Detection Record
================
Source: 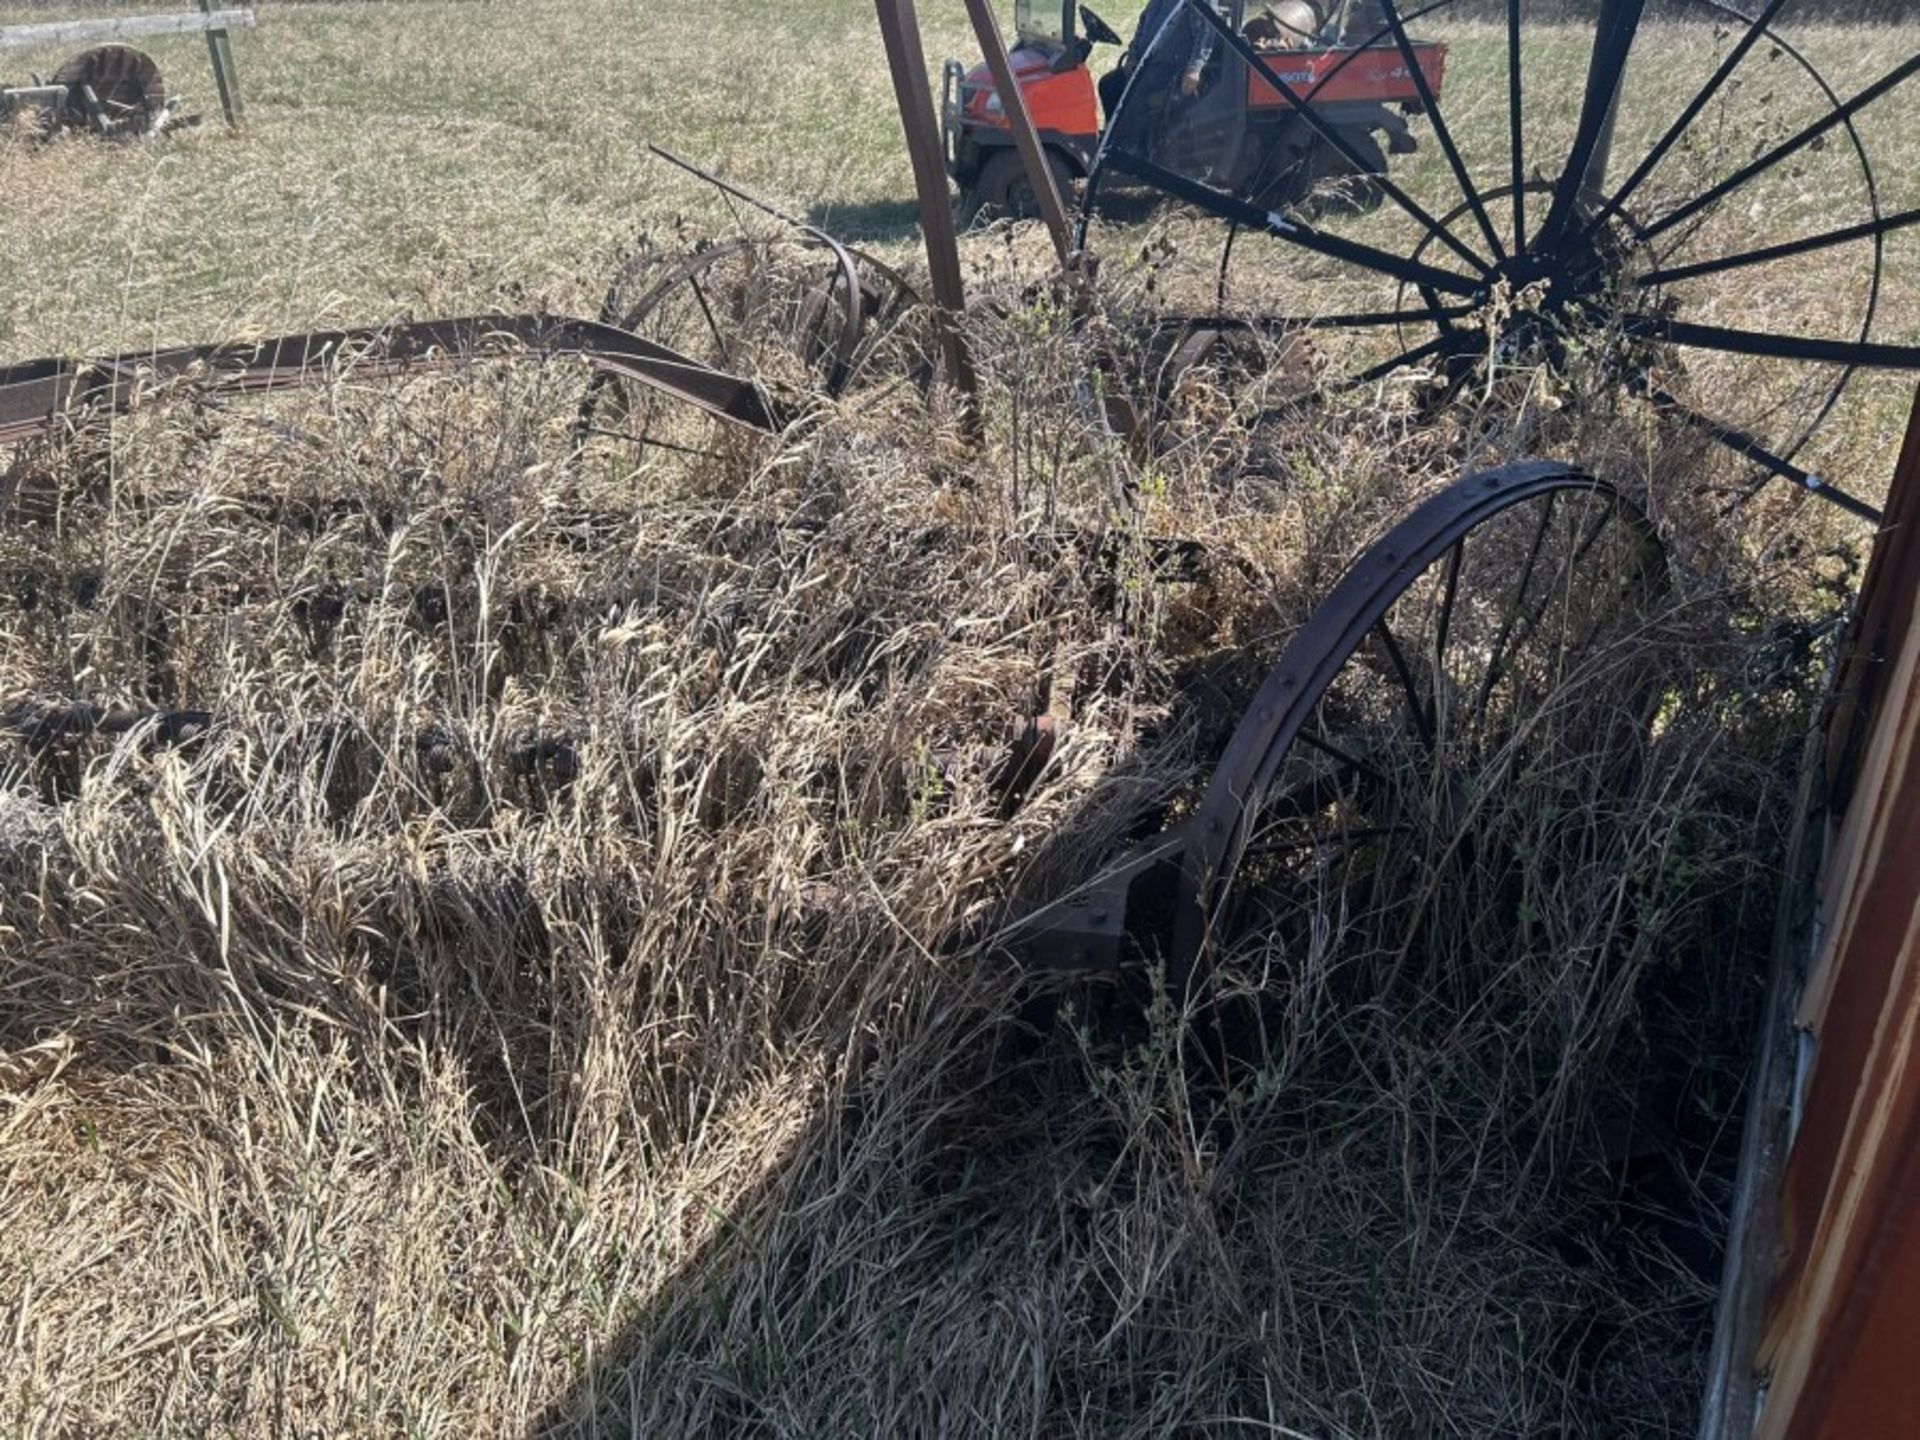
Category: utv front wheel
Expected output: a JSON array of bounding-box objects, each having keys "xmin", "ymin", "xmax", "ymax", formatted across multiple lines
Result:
[{"xmin": 968, "ymin": 148, "xmax": 1076, "ymax": 223}]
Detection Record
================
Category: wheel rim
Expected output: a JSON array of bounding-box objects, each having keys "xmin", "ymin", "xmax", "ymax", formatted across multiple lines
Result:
[
  {"xmin": 1172, "ymin": 462, "xmax": 1670, "ymax": 987},
  {"xmin": 575, "ymin": 236, "xmax": 903, "ymax": 463}
]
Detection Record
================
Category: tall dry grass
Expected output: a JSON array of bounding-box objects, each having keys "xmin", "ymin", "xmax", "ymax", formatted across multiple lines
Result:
[
  {"xmin": 0, "ymin": 244, "xmax": 1848, "ymax": 1434},
  {"xmin": 6, "ymin": 1, "xmax": 1907, "ymax": 1431}
]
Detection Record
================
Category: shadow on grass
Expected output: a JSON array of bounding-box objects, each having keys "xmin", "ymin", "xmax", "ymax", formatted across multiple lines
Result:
[
  {"xmin": 802, "ymin": 198, "xmax": 927, "ymax": 245},
  {"xmin": 516, "ymin": 730, "xmax": 1200, "ymax": 1435}
]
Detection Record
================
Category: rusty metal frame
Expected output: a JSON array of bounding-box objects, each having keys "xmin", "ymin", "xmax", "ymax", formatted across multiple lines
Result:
[{"xmin": 874, "ymin": 0, "xmax": 979, "ymax": 417}]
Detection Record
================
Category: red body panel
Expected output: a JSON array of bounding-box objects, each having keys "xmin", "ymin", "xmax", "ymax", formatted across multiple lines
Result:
[
  {"xmin": 1245, "ymin": 41, "xmax": 1447, "ymax": 107},
  {"xmin": 962, "ymin": 49, "xmax": 1098, "ymax": 140}
]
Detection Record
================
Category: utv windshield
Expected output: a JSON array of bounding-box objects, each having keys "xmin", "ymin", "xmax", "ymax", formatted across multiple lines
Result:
[{"xmin": 1013, "ymin": 0, "xmax": 1072, "ymax": 46}]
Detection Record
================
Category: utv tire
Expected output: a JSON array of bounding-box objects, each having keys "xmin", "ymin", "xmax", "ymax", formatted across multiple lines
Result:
[
  {"xmin": 968, "ymin": 148, "xmax": 1076, "ymax": 224},
  {"xmin": 1305, "ymin": 131, "xmax": 1388, "ymax": 216}
]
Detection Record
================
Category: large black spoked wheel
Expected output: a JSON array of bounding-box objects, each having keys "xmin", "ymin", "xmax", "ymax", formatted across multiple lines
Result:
[
  {"xmin": 1082, "ymin": 0, "xmax": 1920, "ymax": 519},
  {"xmin": 1170, "ymin": 463, "xmax": 1671, "ymax": 1055}
]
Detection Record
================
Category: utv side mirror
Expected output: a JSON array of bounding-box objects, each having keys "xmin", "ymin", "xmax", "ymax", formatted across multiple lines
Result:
[{"xmin": 1079, "ymin": 5, "xmax": 1123, "ymax": 45}]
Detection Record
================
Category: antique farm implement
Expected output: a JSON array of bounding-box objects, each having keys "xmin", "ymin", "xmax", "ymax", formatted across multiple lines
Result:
[
  {"xmin": 1, "ymin": 7, "xmax": 253, "ymax": 136},
  {"xmin": 5, "ymin": 0, "xmax": 1920, "ymax": 1012}
]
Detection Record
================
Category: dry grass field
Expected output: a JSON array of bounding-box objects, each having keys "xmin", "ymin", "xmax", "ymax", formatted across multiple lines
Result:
[{"xmin": 1, "ymin": 2, "xmax": 1917, "ymax": 1437}]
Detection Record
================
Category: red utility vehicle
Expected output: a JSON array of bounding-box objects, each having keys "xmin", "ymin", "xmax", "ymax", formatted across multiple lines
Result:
[{"xmin": 942, "ymin": 0, "xmax": 1446, "ymax": 217}]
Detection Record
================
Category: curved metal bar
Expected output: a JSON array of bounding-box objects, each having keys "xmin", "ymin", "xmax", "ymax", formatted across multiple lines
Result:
[
  {"xmin": 0, "ymin": 313, "xmax": 796, "ymax": 447},
  {"xmin": 1168, "ymin": 460, "xmax": 1657, "ymax": 980}
]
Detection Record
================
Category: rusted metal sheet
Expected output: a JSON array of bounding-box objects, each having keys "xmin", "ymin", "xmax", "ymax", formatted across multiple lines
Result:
[{"xmin": 0, "ymin": 313, "xmax": 793, "ymax": 446}]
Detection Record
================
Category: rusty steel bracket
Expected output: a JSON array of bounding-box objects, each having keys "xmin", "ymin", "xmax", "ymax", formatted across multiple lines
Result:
[
  {"xmin": 988, "ymin": 828, "xmax": 1188, "ymax": 972},
  {"xmin": 0, "ymin": 313, "xmax": 796, "ymax": 447}
]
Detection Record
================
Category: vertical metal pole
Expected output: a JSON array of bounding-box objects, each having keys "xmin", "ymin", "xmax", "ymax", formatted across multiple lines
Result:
[
  {"xmin": 1539, "ymin": 0, "xmax": 1642, "ymax": 243},
  {"xmin": 1581, "ymin": 89, "xmax": 1623, "ymax": 203},
  {"xmin": 1576, "ymin": 0, "xmax": 1638, "ymax": 202},
  {"xmin": 961, "ymin": 0, "xmax": 1072, "ymax": 266},
  {"xmin": 873, "ymin": 0, "xmax": 979, "ymax": 420},
  {"xmin": 198, "ymin": 0, "xmax": 244, "ymax": 128}
]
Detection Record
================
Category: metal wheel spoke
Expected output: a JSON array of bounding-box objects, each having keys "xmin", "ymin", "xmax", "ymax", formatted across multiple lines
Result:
[
  {"xmin": 1636, "ymin": 207, "xmax": 1920, "ymax": 288},
  {"xmin": 1341, "ymin": 335, "xmax": 1452, "ymax": 389},
  {"xmin": 1185, "ymin": 0, "xmax": 1492, "ymax": 277},
  {"xmin": 1506, "ymin": 0, "xmax": 1526, "ymax": 250},
  {"xmin": 1495, "ymin": 494, "xmax": 1618, "ymax": 701},
  {"xmin": 1372, "ymin": 621, "xmax": 1434, "ymax": 748},
  {"xmin": 1474, "ymin": 493, "xmax": 1556, "ymax": 729},
  {"xmin": 1381, "ymin": 0, "xmax": 1504, "ymax": 260},
  {"xmin": 686, "ymin": 273, "xmax": 732, "ymax": 368},
  {"xmin": 1272, "ymin": 304, "xmax": 1476, "ymax": 330},
  {"xmin": 1297, "ymin": 727, "xmax": 1393, "ymax": 787},
  {"xmin": 1538, "ymin": 0, "xmax": 1646, "ymax": 247},
  {"xmin": 1585, "ymin": 0, "xmax": 1792, "ymax": 236},
  {"xmin": 1624, "ymin": 316, "xmax": 1920, "ymax": 372},
  {"xmin": 1641, "ymin": 51, "xmax": 1920, "ymax": 245},
  {"xmin": 1430, "ymin": 540, "xmax": 1465, "ymax": 736},
  {"xmin": 1433, "ymin": 540, "xmax": 1464, "ymax": 663},
  {"xmin": 1105, "ymin": 149, "xmax": 1483, "ymax": 298},
  {"xmin": 1646, "ymin": 387, "xmax": 1883, "ymax": 524}
]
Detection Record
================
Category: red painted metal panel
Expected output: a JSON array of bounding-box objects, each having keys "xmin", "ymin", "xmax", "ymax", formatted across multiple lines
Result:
[{"xmin": 1246, "ymin": 41, "xmax": 1447, "ymax": 107}]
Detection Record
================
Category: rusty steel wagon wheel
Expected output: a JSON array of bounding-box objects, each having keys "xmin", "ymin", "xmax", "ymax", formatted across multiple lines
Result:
[
  {"xmin": 1169, "ymin": 462, "xmax": 1670, "ymax": 1016},
  {"xmin": 840, "ymin": 245, "xmax": 938, "ymax": 396},
  {"xmin": 574, "ymin": 239, "xmax": 823, "ymax": 464},
  {"xmin": 50, "ymin": 45, "xmax": 165, "ymax": 137},
  {"xmin": 574, "ymin": 236, "xmax": 923, "ymax": 461},
  {"xmin": 1079, "ymin": 0, "xmax": 1920, "ymax": 519}
]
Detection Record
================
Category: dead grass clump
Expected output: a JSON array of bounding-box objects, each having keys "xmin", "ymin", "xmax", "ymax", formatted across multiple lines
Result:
[{"xmin": 1, "ymin": 251, "xmax": 1833, "ymax": 1436}]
